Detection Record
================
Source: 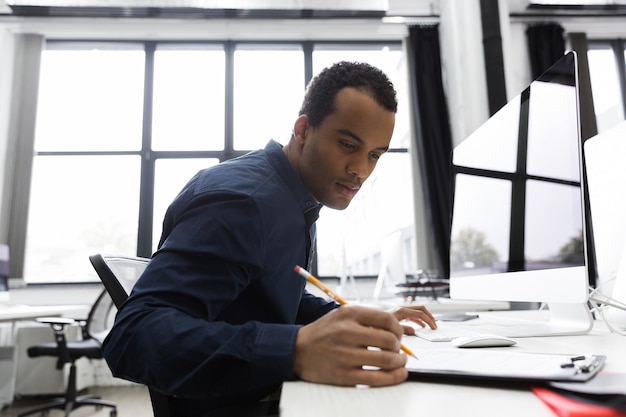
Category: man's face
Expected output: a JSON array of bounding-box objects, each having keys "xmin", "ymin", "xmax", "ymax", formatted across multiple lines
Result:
[{"xmin": 297, "ymin": 87, "xmax": 395, "ymax": 210}]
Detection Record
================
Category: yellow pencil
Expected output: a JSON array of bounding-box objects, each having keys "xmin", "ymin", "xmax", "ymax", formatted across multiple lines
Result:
[{"xmin": 294, "ymin": 265, "xmax": 418, "ymax": 360}]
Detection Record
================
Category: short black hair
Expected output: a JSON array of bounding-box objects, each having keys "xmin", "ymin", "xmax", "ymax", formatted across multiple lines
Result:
[{"xmin": 299, "ymin": 61, "xmax": 398, "ymax": 129}]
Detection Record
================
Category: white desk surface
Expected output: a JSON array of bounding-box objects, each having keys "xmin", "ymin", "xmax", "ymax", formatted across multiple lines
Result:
[
  {"xmin": 280, "ymin": 313, "xmax": 625, "ymax": 417},
  {"xmin": 357, "ymin": 297, "xmax": 511, "ymax": 314},
  {"xmin": 0, "ymin": 304, "xmax": 86, "ymax": 323}
]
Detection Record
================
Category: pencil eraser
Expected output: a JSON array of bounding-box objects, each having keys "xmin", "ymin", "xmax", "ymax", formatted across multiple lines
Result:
[{"xmin": 294, "ymin": 265, "xmax": 301, "ymax": 273}]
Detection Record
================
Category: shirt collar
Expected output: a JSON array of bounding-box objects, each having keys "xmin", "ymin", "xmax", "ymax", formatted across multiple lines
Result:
[{"xmin": 264, "ymin": 140, "xmax": 322, "ymax": 217}]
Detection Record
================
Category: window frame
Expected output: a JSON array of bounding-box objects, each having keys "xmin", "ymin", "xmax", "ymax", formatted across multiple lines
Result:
[
  {"xmin": 18, "ymin": 39, "xmax": 408, "ymax": 283},
  {"xmin": 587, "ymin": 39, "xmax": 626, "ymax": 128}
]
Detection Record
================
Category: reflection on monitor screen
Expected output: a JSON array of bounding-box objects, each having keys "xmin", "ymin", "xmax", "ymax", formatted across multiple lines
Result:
[{"xmin": 449, "ymin": 51, "xmax": 593, "ymax": 337}]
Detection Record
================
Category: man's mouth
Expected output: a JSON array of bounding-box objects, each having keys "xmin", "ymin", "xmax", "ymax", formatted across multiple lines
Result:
[{"xmin": 337, "ymin": 182, "xmax": 360, "ymax": 196}]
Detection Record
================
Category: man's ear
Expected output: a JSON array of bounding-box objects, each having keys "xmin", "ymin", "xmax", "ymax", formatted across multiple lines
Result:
[{"xmin": 293, "ymin": 115, "xmax": 309, "ymax": 144}]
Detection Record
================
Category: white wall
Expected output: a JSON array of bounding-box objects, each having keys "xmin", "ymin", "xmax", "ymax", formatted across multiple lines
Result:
[{"xmin": 0, "ymin": 27, "xmax": 15, "ymax": 244}]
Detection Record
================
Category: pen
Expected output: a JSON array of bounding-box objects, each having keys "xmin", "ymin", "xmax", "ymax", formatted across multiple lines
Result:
[{"xmin": 294, "ymin": 265, "xmax": 418, "ymax": 360}]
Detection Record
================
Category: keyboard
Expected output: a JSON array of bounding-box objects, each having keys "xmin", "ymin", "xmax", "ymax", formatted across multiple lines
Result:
[{"xmin": 414, "ymin": 323, "xmax": 487, "ymax": 342}]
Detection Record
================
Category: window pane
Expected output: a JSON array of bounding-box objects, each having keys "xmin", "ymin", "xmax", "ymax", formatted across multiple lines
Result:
[
  {"xmin": 233, "ymin": 46, "xmax": 304, "ymax": 150},
  {"xmin": 35, "ymin": 46, "xmax": 145, "ymax": 152},
  {"xmin": 588, "ymin": 47, "xmax": 625, "ymax": 133},
  {"xmin": 526, "ymin": 79, "xmax": 580, "ymax": 182},
  {"xmin": 525, "ymin": 180, "xmax": 583, "ymax": 265},
  {"xmin": 452, "ymin": 92, "xmax": 519, "ymax": 173},
  {"xmin": 25, "ymin": 156, "xmax": 140, "ymax": 283},
  {"xmin": 152, "ymin": 46, "xmax": 226, "ymax": 151},
  {"xmin": 312, "ymin": 45, "xmax": 415, "ymax": 282},
  {"xmin": 317, "ymin": 153, "xmax": 415, "ymax": 279},
  {"xmin": 450, "ymin": 175, "xmax": 511, "ymax": 273},
  {"xmin": 152, "ymin": 158, "xmax": 219, "ymax": 251}
]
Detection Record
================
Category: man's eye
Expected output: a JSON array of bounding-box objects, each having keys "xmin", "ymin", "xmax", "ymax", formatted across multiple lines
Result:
[
  {"xmin": 340, "ymin": 141, "xmax": 356, "ymax": 150},
  {"xmin": 370, "ymin": 153, "xmax": 382, "ymax": 161}
]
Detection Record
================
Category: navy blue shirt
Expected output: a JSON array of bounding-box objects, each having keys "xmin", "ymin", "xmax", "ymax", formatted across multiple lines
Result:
[{"xmin": 102, "ymin": 140, "xmax": 337, "ymax": 415}]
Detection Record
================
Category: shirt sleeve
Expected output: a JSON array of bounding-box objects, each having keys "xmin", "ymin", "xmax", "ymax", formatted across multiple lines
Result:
[
  {"xmin": 102, "ymin": 191, "xmax": 301, "ymax": 404},
  {"xmin": 296, "ymin": 290, "xmax": 339, "ymax": 324}
]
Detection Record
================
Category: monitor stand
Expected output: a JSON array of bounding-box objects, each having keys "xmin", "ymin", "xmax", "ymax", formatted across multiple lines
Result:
[
  {"xmin": 606, "ymin": 244, "xmax": 626, "ymax": 329},
  {"xmin": 480, "ymin": 302, "xmax": 594, "ymax": 337}
]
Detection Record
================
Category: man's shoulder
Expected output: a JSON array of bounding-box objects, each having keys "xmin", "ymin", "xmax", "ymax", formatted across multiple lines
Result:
[{"xmin": 196, "ymin": 150, "xmax": 276, "ymax": 190}]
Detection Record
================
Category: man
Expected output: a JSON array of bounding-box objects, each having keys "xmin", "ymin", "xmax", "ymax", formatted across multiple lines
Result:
[{"xmin": 103, "ymin": 61, "xmax": 437, "ymax": 416}]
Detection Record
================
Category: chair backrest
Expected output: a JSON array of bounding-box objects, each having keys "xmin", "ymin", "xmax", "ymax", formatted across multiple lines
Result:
[
  {"xmin": 85, "ymin": 288, "xmax": 117, "ymax": 343},
  {"xmin": 89, "ymin": 253, "xmax": 171, "ymax": 417},
  {"xmin": 89, "ymin": 254, "xmax": 149, "ymax": 308}
]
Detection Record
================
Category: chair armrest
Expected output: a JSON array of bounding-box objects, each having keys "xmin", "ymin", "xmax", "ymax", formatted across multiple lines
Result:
[
  {"xmin": 36, "ymin": 317, "xmax": 78, "ymax": 333},
  {"xmin": 35, "ymin": 317, "xmax": 77, "ymax": 326},
  {"xmin": 35, "ymin": 317, "xmax": 76, "ymax": 368}
]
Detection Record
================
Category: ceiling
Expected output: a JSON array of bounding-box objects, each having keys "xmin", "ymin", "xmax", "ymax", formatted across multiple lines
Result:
[
  {"xmin": 0, "ymin": 0, "xmax": 624, "ymax": 18},
  {"xmin": 0, "ymin": 0, "xmax": 433, "ymax": 17}
]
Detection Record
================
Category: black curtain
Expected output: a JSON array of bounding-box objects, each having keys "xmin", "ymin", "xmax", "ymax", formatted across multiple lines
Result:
[
  {"xmin": 480, "ymin": 0, "xmax": 508, "ymax": 116},
  {"xmin": 406, "ymin": 25, "xmax": 453, "ymax": 279},
  {"xmin": 526, "ymin": 23, "xmax": 566, "ymax": 79}
]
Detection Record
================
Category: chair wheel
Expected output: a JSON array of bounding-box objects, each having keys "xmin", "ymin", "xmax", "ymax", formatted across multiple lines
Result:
[{"xmin": 110, "ymin": 410, "xmax": 118, "ymax": 417}]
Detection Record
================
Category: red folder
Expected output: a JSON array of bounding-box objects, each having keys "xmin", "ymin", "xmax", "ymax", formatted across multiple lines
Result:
[{"xmin": 532, "ymin": 387, "xmax": 626, "ymax": 417}]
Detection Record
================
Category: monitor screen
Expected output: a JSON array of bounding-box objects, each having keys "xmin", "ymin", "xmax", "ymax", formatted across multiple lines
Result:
[
  {"xmin": 448, "ymin": 52, "xmax": 592, "ymax": 330},
  {"xmin": 585, "ymin": 120, "xmax": 626, "ymax": 293},
  {"xmin": 584, "ymin": 120, "xmax": 626, "ymax": 328}
]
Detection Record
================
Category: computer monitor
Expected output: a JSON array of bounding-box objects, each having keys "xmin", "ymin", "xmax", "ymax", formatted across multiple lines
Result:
[
  {"xmin": 448, "ymin": 51, "xmax": 594, "ymax": 336},
  {"xmin": 584, "ymin": 120, "xmax": 626, "ymax": 328}
]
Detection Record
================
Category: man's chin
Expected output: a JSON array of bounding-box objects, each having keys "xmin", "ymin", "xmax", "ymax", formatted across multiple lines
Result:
[{"xmin": 323, "ymin": 198, "xmax": 352, "ymax": 210}]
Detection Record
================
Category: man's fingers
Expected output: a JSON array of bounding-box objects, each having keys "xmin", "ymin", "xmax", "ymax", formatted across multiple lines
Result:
[
  {"xmin": 339, "ymin": 305, "xmax": 404, "ymax": 339},
  {"xmin": 339, "ymin": 364, "xmax": 409, "ymax": 387},
  {"xmin": 390, "ymin": 306, "xmax": 438, "ymax": 330}
]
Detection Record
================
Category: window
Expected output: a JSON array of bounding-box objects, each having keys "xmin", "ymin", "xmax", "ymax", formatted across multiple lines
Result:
[
  {"xmin": 25, "ymin": 40, "xmax": 413, "ymax": 283},
  {"xmin": 151, "ymin": 45, "xmax": 226, "ymax": 151},
  {"xmin": 587, "ymin": 40, "xmax": 626, "ymax": 133},
  {"xmin": 233, "ymin": 45, "xmax": 305, "ymax": 150},
  {"xmin": 312, "ymin": 45, "xmax": 415, "ymax": 279},
  {"xmin": 26, "ymin": 44, "xmax": 145, "ymax": 283}
]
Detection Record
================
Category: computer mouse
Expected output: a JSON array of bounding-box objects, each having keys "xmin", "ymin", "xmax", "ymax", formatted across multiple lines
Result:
[{"xmin": 451, "ymin": 335, "xmax": 517, "ymax": 348}]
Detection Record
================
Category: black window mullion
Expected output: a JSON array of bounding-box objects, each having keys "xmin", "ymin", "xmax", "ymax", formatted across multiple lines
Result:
[
  {"xmin": 224, "ymin": 41, "xmax": 235, "ymax": 161},
  {"xmin": 137, "ymin": 41, "xmax": 156, "ymax": 258},
  {"xmin": 303, "ymin": 41, "xmax": 313, "ymax": 87},
  {"xmin": 509, "ymin": 89, "xmax": 530, "ymax": 273}
]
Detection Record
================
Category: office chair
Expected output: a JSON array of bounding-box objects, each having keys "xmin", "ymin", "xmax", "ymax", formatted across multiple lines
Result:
[
  {"xmin": 88, "ymin": 253, "xmax": 172, "ymax": 417},
  {"xmin": 18, "ymin": 289, "xmax": 118, "ymax": 417}
]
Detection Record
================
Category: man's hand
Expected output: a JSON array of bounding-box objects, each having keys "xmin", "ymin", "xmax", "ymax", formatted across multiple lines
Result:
[
  {"xmin": 292, "ymin": 305, "xmax": 412, "ymax": 387},
  {"xmin": 388, "ymin": 306, "xmax": 438, "ymax": 335}
]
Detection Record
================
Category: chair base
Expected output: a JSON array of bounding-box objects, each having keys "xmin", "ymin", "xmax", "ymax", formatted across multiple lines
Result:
[{"xmin": 17, "ymin": 394, "xmax": 117, "ymax": 417}]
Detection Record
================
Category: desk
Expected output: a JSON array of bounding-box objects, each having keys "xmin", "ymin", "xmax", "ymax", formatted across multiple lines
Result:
[
  {"xmin": 0, "ymin": 304, "xmax": 86, "ymax": 323},
  {"xmin": 280, "ymin": 316, "xmax": 625, "ymax": 417},
  {"xmin": 0, "ymin": 304, "xmax": 88, "ymax": 407}
]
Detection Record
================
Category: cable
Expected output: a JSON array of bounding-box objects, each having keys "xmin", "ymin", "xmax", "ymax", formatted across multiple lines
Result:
[{"xmin": 587, "ymin": 281, "xmax": 626, "ymax": 336}]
